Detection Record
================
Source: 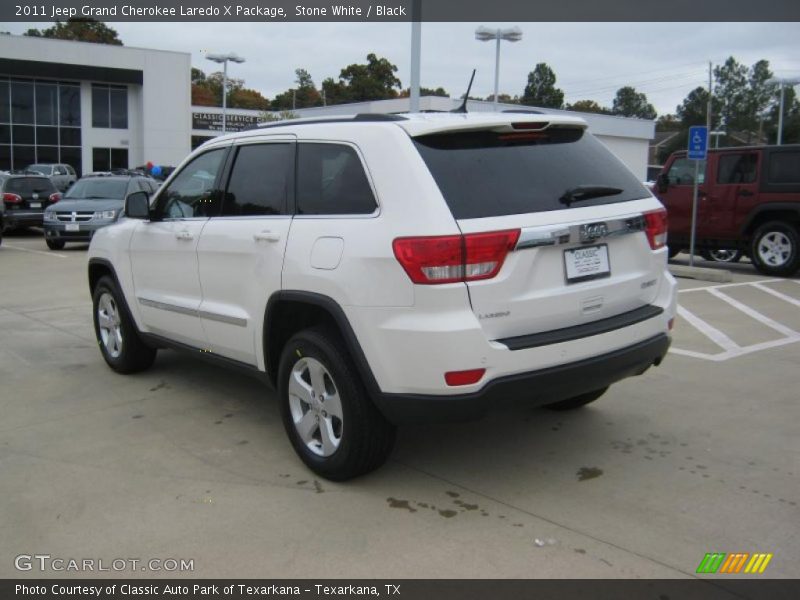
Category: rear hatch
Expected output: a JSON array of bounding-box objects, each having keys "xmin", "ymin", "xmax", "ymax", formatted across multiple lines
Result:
[
  {"xmin": 4, "ymin": 177, "xmax": 58, "ymax": 211},
  {"xmin": 411, "ymin": 123, "xmax": 665, "ymax": 342}
]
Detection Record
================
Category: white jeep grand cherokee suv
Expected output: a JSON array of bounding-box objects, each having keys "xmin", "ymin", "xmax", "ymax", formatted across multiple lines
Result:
[{"xmin": 87, "ymin": 113, "xmax": 676, "ymax": 480}]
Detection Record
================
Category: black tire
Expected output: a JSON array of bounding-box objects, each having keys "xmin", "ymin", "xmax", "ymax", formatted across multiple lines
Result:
[
  {"xmin": 46, "ymin": 238, "xmax": 65, "ymax": 250},
  {"xmin": 750, "ymin": 221, "xmax": 800, "ymax": 277},
  {"xmin": 667, "ymin": 246, "xmax": 681, "ymax": 259},
  {"xmin": 278, "ymin": 327, "xmax": 396, "ymax": 481},
  {"xmin": 92, "ymin": 275, "xmax": 157, "ymax": 374},
  {"xmin": 701, "ymin": 248, "xmax": 742, "ymax": 263},
  {"xmin": 544, "ymin": 387, "xmax": 609, "ymax": 411}
]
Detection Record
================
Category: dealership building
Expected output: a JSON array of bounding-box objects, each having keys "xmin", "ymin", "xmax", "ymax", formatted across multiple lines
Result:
[{"xmin": 1, "ymin": 34, "xmax": 655, "ymax": 179}]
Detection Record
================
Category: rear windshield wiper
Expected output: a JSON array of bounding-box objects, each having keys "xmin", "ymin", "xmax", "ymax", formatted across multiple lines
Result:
[{"xmin": 559, "ymin": 185, "xmax": 623, "ymax": 207}]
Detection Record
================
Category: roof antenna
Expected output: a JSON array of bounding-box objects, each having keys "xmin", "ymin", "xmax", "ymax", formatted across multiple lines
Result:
[{"xmin": 451, "ymin": 69, "xmax": 476, "ymax": 113}]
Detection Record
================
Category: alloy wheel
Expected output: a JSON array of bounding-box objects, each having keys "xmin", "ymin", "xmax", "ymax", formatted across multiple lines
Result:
[
  {"xmin": 287, "ymin": 357, "xmax": 343, "ymax": 457},
  {"xmin": 757, "ymin": 231, "xmax": 792, "ymax": 267},
  {"xmin": 97, "ymin": 292, "xmax": 123, "ymax": 358}
]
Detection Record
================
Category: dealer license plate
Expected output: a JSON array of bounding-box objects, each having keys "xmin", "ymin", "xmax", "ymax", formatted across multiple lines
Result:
[
  {"xmin": 66, "ymin": 224, "xmax": 80, "ymax": 232},
  {"xmin": 30, "ymin": 202, "xmax": 41, "ymax": 208},
  {"xmin": 564, "ymin": 244, "xmax": 610, "ymax": 283}
]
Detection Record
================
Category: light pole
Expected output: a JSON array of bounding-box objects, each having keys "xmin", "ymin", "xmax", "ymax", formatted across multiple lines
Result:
[
  {"xmin": 475, "ymin": 26, "xmax": 522, "ymax": 112},
  {"xmin": 206, "ymin": 52, "xmax": 246, "ymax": 134},
  {"xmin": 767, "ymin": 76, "xmax": 800, "ymax": 145}
]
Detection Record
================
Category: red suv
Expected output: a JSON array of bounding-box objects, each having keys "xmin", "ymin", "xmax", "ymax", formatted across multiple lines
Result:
[{"xmin": 654, "ymin": 145, "xmax": 800, "ymax": 276}]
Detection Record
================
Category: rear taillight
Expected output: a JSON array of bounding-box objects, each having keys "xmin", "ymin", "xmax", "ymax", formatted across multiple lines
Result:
[
  {"xmin": 3, "ymin": 193, "xmax": 22, "ymax": 204},
  {"xmin": 445, "ymin": 369, "xmax": 486, "ymax": 386},
  {"xmin": 49, "ymin": 192, "xmax": 62, "ymax": 203},
  {"xmin": 393, "ymin": 229, "xmax": 520, "ymax": 285},
  {"xmin": 644, "ymin": 208, "xmax": 668, "ymax": 250}
]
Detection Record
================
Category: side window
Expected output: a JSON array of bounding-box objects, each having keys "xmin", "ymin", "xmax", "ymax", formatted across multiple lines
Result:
[
  {"xmin": 666, "ymin": 157, "xmax": 706, "ymax": 186},
  {"xmin": 66, "ymin": 165, "xmax": 76, "ymax": 176},
  {"xmin": 296, "ymin": 143, "xmax": 377, "ymax": 215},
  {"xmin": 222, "ymin": 143, "xmax": 293, "ymax": 216},
  {"xmin": 54, "ymin": 166, "xmax": 67, "ymax": 175},
  {"xmin": 717, "ymin": 153, "xmax": 758, "ymax": 184},
  {"xmin": 767, "ymin": 151, "xmax": 800, "ymax": 184},
  {"xmin": 156, "ymin": 148, "xmax": 226, "ymax": 219}
]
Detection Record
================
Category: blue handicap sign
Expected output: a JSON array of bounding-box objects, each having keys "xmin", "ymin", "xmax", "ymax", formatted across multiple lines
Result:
[{"xmin": 688, "ymin": 126, "xmax": 708, "ymax": 160}]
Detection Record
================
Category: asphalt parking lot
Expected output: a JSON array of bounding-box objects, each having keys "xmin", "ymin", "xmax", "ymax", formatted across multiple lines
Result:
[{"xmin": 1, "ymin": 230, "xmax": 798, "ymax": 580}]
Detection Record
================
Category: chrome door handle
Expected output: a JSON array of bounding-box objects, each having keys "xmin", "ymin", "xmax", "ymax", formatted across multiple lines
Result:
[
  {"xmin": 254, "ymin": 231, "xmax": 281, "ymax": 243},
  {"xmin": 175, "ymin": 230, "xmax": 194, "ymax": 241}
]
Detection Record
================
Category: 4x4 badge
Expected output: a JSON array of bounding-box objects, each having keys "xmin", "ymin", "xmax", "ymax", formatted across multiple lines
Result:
[{"xmin": 580, "ymin": 222, "xmax": 609, "ymax": 242}]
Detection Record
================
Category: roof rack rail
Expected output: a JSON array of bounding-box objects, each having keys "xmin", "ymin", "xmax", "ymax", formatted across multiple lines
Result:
[{"xmin": 255, "ymin": 113, "xmax": 407, "ymax": 130}]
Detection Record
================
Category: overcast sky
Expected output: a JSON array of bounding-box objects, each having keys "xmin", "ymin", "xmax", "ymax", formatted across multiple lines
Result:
[{"xmin": 7, "ymin": 21, "xmax": 800, "ymax": 115}]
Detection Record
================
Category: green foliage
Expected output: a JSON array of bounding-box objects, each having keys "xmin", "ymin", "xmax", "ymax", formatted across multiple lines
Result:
[
  {"xmin": 24, "ymin": 18, "xmax": 122, "ymax": 45},
  {"xmin": 272, "ymin": 69, "xmax": 323, "ymax": 111},
  {"xmin": 521, "ymin": 63, "xmax": 564, "ymax": 109},
  {"xmin": 612, "ymin": 86, "xmax": 657, "ymax": 119},
  {"xmin": 566, "ymin": 99, "xmax": 610, "ymax": 114},
  {"xmin": 191, "ymin": 68, "xmax": 269, "ymax": 110},
  {"xmin": 322, "ymin": 53, "xmax": 402, "ymax": 105}
]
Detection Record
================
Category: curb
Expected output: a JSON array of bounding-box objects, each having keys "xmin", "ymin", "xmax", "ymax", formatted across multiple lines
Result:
[{"xmin": 669, "ymin": 264, "xmax": 733, "ymax": 283}]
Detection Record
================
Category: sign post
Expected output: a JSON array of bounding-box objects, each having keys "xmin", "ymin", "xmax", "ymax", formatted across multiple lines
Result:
[{"xmin": 687, "ymin": 126, "xmax": 708, "ymax": 267}]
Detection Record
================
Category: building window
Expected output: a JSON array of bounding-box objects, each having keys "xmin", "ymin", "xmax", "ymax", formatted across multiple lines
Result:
[
  {"xmin": 92, "ymin": 84, "xmax": 128, "ymax": 129},
  {"xmin": 93, "ymin": 147, "xmax": 129, "ymax": 172},
  {"xmin": 0, "ymin": 77, "xmax": 82, "ymax": 173}
]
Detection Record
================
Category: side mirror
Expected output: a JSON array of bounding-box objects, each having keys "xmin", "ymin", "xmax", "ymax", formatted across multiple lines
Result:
[
  {"xmin": 125, "ymin": 191, "xmax": 150, "ymax": 220},
  {"xmin": 656, "ymin": 173, "xmax": 669, "ymax": 194}
]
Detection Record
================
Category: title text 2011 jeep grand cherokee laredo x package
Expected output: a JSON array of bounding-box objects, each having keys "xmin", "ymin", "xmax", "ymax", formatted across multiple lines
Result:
[{"xmin": 87, "ymin": 113, "xmax": 677, "ymax": 480}]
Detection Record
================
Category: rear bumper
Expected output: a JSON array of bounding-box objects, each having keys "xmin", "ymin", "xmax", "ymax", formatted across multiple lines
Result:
[
  {"xmin": 5, "ymin": 211, "xmax": 44, "ymax": 228},
  {"xmin": 372, "ymin": 333, "xmax": 670, "ymax": 424}
]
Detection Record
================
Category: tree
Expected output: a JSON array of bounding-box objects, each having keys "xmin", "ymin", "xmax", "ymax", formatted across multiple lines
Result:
[
  {"xmin": 676, "ymin": 87, "xmax": 722, "ymax": 129},
  {"xmin": 612, "ymin": 86, "xmax": 657, "ymax": 119},
  {"xmin": 322, "ymin": 53, "xmax": 402, "ymax": 105},
  {"xmin": 229, "ymin": 88, "xmax": 270, "ymax": 111},
  {"xmin": 521, "ymin": 63, "xmax": 564, "ymax": 109},
  {"xmin": 191, "ymin": 67, "xmax": 270, "ymax": 110},
  {"xmin": 765, "ymin": 85, "xmax": 800, "ymax": 144},
  {"xmin": 485, "ymin": 93, "xmax": 518, "ymax": 103},
  {"xmin": 272, "ymin": 68, "xmax": 322, "ymax": 110},
  {"xmin": 566, "ymin": 99, "xmax": 610, "ymax": 114},
  {"xmin": 24, "ymin": 18, "xmax": 122, "ymax": 45},
  {"xmin": 713, "ymin": 56, "xmax": 749, "ymax": 132},
  {"xmin": 655, "ymin": 114, "xmax": 682, "ymax": 131},
  {"xmin": 191, "ymin": 68, "xmax": 206, "ymax": 85},
  {"xmin": 400, "ymin": 86, "xmax": 449, "ymax": 98}
]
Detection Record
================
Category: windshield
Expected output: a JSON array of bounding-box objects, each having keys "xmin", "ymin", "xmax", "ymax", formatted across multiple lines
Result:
[
  {"xmin": 28, "ymin": 165, "xmax": 53, "ymax": 175},
  {"xmin": 413, "ymin": 127, "xmax": 647, "ymax": 219},
  {"xmin": 65, "ymin": 178, "xmax": 128, "ymax": 200}
]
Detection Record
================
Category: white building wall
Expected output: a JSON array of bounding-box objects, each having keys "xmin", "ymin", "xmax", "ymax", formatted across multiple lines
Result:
[{"xmin": 0, "ymin": 35, "xmax": 191, "ymax": 173}]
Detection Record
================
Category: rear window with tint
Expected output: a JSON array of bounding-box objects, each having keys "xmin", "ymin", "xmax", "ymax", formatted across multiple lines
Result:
[
  {"xmin": 413, "ymin": 128, "xmax": 647, "ymax": 219},
  {"xmin": 6, "ymin": 177, "xmax": 56, "ymax": 195}
]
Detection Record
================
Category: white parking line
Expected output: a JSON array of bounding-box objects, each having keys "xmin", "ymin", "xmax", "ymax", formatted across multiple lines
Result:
[
  {"xmin": 670, "ymin": 279, "xmax": 800, "ymax": 362},
  {"xmin": 706, "ymin": 287, "xmax": 799, "ymax": 337},
  {"xmin": 2, "ymin": 244, "xmax": 67, "ymax": 258},
  {"xmin": 752, "ymin": 283, "xmax": 800, "ymax": 308},
  {"xmin": 678, "ymin": 279, "xmax": 782, "ymax": 293},
  {"xmin": 675, "ymin": 305, "xmax": 739, "ymax": 352}
]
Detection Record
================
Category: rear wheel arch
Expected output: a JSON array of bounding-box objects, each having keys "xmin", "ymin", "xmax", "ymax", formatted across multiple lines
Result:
[
  {"xmin": 263, "ymin": 292, "xmax": 381, "ymax": 396},
  {"xmin": 742, "ymin": 205, "xmax": 800, "ymax": 238}
]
